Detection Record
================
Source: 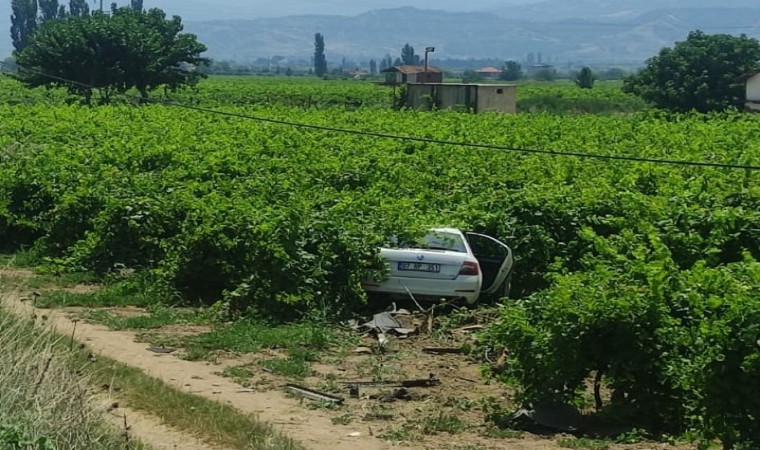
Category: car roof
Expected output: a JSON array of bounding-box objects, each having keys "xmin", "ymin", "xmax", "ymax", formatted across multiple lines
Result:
[{"xmin": 430, "ymin": 227, "xmax": 463, "ymax": 235}]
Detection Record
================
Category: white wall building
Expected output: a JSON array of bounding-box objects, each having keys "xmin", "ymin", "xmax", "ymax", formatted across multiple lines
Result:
[{"xmin": 745, "ymin": 72, "xmax": 760, "ymax": 112}]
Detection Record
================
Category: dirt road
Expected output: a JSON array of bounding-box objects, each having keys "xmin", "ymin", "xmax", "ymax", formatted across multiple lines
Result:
[
  {"xmin": 1, "ymin": 269, "xmax": 694, "ymax": 450},
  {"xmin": 0, "ymin": 270, "xmax": 391, "ymax": 450}
]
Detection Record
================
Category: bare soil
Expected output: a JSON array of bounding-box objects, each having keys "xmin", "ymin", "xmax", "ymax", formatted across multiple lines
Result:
[{"xmin": 0, "ymin": 268, "xmax": 696, "ymax": 450}]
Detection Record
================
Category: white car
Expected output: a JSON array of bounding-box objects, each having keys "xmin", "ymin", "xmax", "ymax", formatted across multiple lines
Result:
[{"xmin": 362, "ymin": 228, "xmax": 514, "ymax": 304}]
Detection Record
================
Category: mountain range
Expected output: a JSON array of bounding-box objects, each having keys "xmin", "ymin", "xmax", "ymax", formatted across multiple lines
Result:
[
  {"xmin": 186, "ymin": 5, "xmax": 760, "ymax": 65},
  {"xmin": 2, "ymin": 0, "xmax": 760, "ymax": 66}
]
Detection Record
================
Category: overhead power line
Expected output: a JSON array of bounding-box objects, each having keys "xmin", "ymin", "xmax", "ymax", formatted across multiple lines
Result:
[{"xmin": 1, "ymin": 60, "xmax": 759, "ymax": 172}]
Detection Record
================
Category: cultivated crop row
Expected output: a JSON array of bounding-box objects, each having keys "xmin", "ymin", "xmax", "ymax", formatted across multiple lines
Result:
[{"xmin": 1, "ymin": 78, "xmax": 758, "ymax": 446}]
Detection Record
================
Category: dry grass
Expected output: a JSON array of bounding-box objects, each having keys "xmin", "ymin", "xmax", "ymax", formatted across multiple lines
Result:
[
  {"xmin": 0, "ymin": 308, "xmax": 148, "ymax": 449},
  {"xmin": 0, "ymin": 264, "xmax": 304, "ymax": 450}
]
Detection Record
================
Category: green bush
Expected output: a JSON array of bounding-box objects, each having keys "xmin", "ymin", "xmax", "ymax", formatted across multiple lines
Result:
[{"xmin": 482, "ymin": 229, "xmax": 760, "ymax": 446}]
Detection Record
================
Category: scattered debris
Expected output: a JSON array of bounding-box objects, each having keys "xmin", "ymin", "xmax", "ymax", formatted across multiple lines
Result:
[
  {"xmin": 454, "ymin": 376, "xmax": 478, "ymax": 384},
  {"xmin": 509, "ymin": 403, "xmax": 581, "ymax": 432},
  {"xmin": 352, "ymin": 346, "xmax": 373, "ymax": 355},
  {"xmin": 346, "ymin": 431, "xmax": 362, "ymax": 437},
  {"xmin": 284, "ymin": 384, "xmax": 345, "ymax": 404},
  {"xmin": 452, "ymin": 325, "xmax": 484, "ymax": 334},
  {"xmin": 370, "ymin": 388, "xmax": 413, "ymax": 403},
  {"xmin": 354, "ymin": 308, "xmax": 420, "ymax": 338},
  {"xmin": 146, "ymin": 345, "xmax": 177, "ymax": 354},
  {"xmin": 377, "ymin": 332, "xmax": 389, "ymax": 350},
  {"xmin": 340, "ymin": 373, "xmax": 440, "ymax": 388},
  {"xmin": 362, "ymin": 311, "xmax": 403, "ymax": 334},
  {"xmin": 422, "ymin": 347, "xmax": 464, "ymax": 355}
]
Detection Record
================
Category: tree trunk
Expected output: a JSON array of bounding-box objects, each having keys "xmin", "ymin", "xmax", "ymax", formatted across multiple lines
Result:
[
  {"xmin": 594, "ymin": 368, "xmax": 605, "ymax": 412},
  {"xmin": 138, "ymin": 86, "xmax": 148, "ymax": 104}
]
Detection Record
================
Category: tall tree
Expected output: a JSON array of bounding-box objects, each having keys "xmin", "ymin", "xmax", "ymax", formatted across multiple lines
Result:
[
  {"xmin": 15, "ymin": 6, "xmax": 209, "ymax": 103},
  {"xmin": 68, "ymin": 0, "xmax": 88, "ymax": 16},
  {"xmin": 10, "ymin": 0, "xmax": 38, "ymax": 51},
  {"xmin": 38, "ymin": 0, "xmax": 60, "ymax": 22},
  {"xmin": 379, "ymin": 54, "xmax": 392, "ymax": 71},
  {"xmin": 130, "ymin": 0, "xmax": 142, "ymax": 12},
  {"xmin": 575, "ymin": 66, "xmax": 595, "ymax": 89},
  {"xmin": 313, "ymin": 32, "xmax": 327, "ymax": 77},
  {"xmin": 623, "ymin": 30, "xmax": 760, "ymax": 112},
  {"xmin": 500, "ymin": 60, "xmax": 523, "ymax": 81},
  {"xmin": 369, "ymin": 59, "xmax": 377, "ymax": 75},
  {"xmin": 400, "ymin": 43, "xmax": 418, "ymax": 65}
]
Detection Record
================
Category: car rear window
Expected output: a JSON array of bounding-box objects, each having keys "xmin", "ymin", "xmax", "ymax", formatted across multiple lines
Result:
[{"xmin": 421, "ymin": 231, "xmax": 467, "ymax": 253}]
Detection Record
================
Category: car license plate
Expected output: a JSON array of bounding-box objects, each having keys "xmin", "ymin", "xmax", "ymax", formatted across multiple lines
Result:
[{"xmin": 398, "ymin": 262, "xmax": 441, "ymax": 273}]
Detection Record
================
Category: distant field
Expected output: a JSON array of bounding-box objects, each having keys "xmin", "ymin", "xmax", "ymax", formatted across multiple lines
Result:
[{"xmin": 0, "ymin": 75, "xmax": 647, "ymax": 113}]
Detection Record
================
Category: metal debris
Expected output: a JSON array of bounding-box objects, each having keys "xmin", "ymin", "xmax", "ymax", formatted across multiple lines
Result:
[
  {"xmin": 509, "ymin": 403, "xmax": 581, "ymax": 432},
  {"xmin": 354, "ymin": 307, "xmax": 420, "ymax": 337},
  {"xmin": 284, "ymin": 384, "xmax": 345, "ymax": 404},
  {"xmin": 340, "ymin": 373, "xmax": 440, "ymax": 388},
  {"xmin": 146, "ymin": 346, "xmax": 177, "ymax": 354},
  {"xmin": 422, "ymin": 347, "xmax": 464, "ymax": 355}
]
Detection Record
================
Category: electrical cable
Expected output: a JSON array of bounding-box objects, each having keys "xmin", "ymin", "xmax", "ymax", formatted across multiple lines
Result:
[{"xmin": 2, "ymin": 60, "xmax": 759, "ymax": 171}]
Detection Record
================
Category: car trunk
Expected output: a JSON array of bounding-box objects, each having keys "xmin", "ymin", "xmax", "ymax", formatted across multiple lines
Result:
[{"xmin": 379, "ymin": 248, "xmax": 464, "ymax": 280}]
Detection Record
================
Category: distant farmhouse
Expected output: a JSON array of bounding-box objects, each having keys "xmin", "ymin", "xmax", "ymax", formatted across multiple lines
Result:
[
  {"xmin": 745, "ymin": 71, "xmax": 760, "ymax": 112},
  {"xmin": 382, "ymin": 65, "xmax": 443, "ymax": 84},
  {"xmin": 528, "ymin": 63, "xmax": 553, "ymax": 76},
  {"xmin": 382, "ymin": 64, "xmax": 516, "ymax": 114},
  {"xmin": 405, "ymin": 83, "xmax": 516, "ymax": 114},
  {"xmin": 476, "ymin": 66, "xmax": 503, "ymax": 79}
]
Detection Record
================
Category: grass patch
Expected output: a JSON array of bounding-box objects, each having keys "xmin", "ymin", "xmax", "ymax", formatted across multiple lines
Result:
[
  {"xmin": 35, "ymin": 288, "xmax": 152, "ymax": 308},
  {"xmin": 83, "ymin": 306, "xmax": 199, "ymax": 330},
  {"xmin": 0, "ymin": 254, "xmax": 16, "ymax": 266},
  {"xmin": 381, "ymin": 423, "xmax": 422, "ymax": 442},
  {"xmin": 0, "ymin": 249, "xmax": 41, "ymax": 267},
  {"xmin": 364, "ymin": 404, "xmax": 395, "ymax": 421},
  {"xmin": 262, "ymin": 347, "xmax": 318, "ymax": 379},
  {"xmin": 482, "ymin": 427, "xmax": 523, "ymax": 439},
  {"xmin": 220, "ymin": 365, "xmax": 255, "ymax": 379},
  {"xmin": 331, "ymin": 414, "xmax": 353, "ymax": 425},
  {"xmin": 263, "ymin": 357, "xmax": 313, "ymax": 379},
  {"xmin": 180, "ymin": 346, "xmax": 214, "ymax": 362},
  {"xmin": 183, "ymin": 319, "xmax": 333, "ymax": 354},
  {"xmin": 23, "ymin": 272, "xmax": 100, "ymax": 289},
  {"xmin": 421, "ymin": 413, "xmax": 469, "ymax": 435},
  {"xmin": 82, "ymin": 352, "xmax": 304, "ymax": 450},
  {"xmin": 558, "ymin": 437, "xmax": 611, "ymax": 449}
]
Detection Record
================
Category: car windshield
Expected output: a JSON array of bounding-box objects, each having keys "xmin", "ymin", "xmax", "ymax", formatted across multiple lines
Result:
[{"xmin": 419, "ymin": 231, "xmax": 467, "ymax": 253}]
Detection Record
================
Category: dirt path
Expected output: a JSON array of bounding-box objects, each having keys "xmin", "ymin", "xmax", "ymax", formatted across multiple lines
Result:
[
  {"xmin": 0, "ymin": 269, "xmax": 694, "ymax": 450},
  {"xmin": 0, "ymin": 270, "xmax": 390, "ymax": 450},
  {"xmin": 104, "ymin": 404, "xmax": 222, "ymax": 450},
  {"xmin": 0, "ymin": 273, "xmax": 225, "ymax": 450}
]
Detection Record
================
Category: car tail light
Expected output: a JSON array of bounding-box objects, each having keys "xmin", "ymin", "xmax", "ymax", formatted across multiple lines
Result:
[{"xmin": 459, "ymin": 261, "xmax": 479, "ymax": 276}]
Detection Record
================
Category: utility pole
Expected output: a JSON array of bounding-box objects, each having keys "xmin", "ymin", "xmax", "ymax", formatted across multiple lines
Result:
[{"xmin": 424, "ymin": 47, "xmax": 435, "ymax": 83}]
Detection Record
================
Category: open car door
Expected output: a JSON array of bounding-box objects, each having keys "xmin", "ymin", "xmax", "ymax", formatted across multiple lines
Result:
[{"xmin": 465, "ymin": 232, "xmax": 514, "ymax": 297}]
